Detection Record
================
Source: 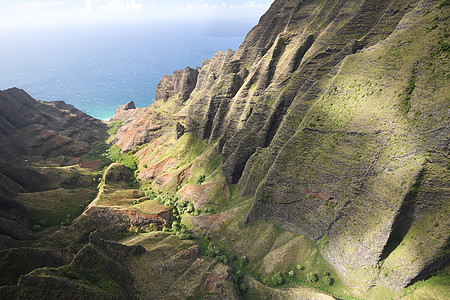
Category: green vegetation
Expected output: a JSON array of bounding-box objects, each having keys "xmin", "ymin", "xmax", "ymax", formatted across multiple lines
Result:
[
  {"xmin": 402, "ymin": 74, "xmax": 416, "ymax": 115},
  {"xmin": 106, "ymin": 120, "xmax": 123, "ymax": 143},
  {"xmin": 15, "ymin": 188, "xmax": 97, "ymax": 227},
  {"xmin": 239, "ymin": 255, "xmax": 249, "ymax": 267},
  {"xmin": 105, "ymin": 145, "xmax": 138, "ymax": 171},
  {"xmin": 307, "ymin": 272, "xmax": 318, "ymax": 283},
  {"xmin": 197, "ymin": 174, "xmax": 206, "ymax": 184},
  {"xmin": 84, "ymin": 272, "xmax": 123, "ymax": 293},
  {"xmin": 437, "ymin": 0, "xmax": 450, "ymax": 9},
  {"xmin": 322, "ymin": 274, "xmax": 332, "ymax": 285},
  {"xmin": 317, "ymin": 235, "xmax": 329, "ymax": 249},
  {"xmin": 60, "ymin": 265, "xmax": 80, "ymax": 280}
]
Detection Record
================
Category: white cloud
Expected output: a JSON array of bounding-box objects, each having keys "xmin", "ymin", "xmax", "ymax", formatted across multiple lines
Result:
[
  {"xmin": 83, "ymin": 0, "xmax": 93, "ymax": 13},
  {"xmin": 13, "ymin": 1, "xmax": 65, "ymax": 10},
  {"xmin": 100, "ymin": 0, "xmax": 143, "ymax": 12},
  {"xmin": 83, "ymin": 0, "xmax": 143, "ymax": 13},
  {"xmin": 172, "ymin": 1, "xmax": 270, "ymax": 13}
]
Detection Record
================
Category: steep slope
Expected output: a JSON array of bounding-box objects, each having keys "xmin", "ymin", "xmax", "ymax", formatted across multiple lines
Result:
[
  {"xmin": 0, "ymin": 88, "xmax": 106, "ymax": 160},
  {"xmin": 0, "ymin": 88, "xmax": 107, "ymax": 246},
  {"xmin": 110, "ymin": 0, "xmax": 449, "ymax": 294}
]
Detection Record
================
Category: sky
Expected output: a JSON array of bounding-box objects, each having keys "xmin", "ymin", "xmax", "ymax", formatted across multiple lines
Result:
[{"xmin": 0, "ymin": 0, "xmax": 274, "ymax": 28}]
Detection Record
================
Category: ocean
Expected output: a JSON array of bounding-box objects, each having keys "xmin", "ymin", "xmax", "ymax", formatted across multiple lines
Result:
[{"xmin": 0, "ymin": 19, "xmax": 254, "ymax": 120}]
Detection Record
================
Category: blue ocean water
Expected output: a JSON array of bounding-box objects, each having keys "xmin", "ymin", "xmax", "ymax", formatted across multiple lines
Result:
[{"xmin": 0, "ymin": 20, "xmax": 253, "ymax": 119}]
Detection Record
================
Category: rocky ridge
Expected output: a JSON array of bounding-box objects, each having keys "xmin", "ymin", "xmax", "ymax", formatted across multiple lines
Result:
[
  {"xmin": 0, "ymin": 88, "xmax": 107, "ymax": 247},
  {"xmin": 111, "ymin": 0, "xmax": 450, "ymax": 293}
]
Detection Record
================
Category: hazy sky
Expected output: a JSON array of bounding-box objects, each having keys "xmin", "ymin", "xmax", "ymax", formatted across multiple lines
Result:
[{"xmin": 0, "ymin": 0, "xmax": 273, "ymax": 28}]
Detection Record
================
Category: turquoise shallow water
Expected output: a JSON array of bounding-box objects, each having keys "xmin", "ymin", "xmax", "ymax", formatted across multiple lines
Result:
[{"xmin": 0, "ymin": 20, "xmax": 252, "ymax": 119}]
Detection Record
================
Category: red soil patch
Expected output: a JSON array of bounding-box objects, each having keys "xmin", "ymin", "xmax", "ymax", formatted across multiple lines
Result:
[
  {"xmin": 79, "ymin": 160, "xmax": 103, "ymax": 170},
  {"xmin": 177, "ymin": 164, "xmax": 192, "ymax": 185},
  {"xmin": 179, "ymin": 182, "xmax": 214, "ymax": 208},
  {"xmin": 205, "ymin": 271, "xmax": 221, "ymax": 292},
  {"xmin": 138, "ymin": 157, "xmax": 174, "ymax": 181},
  {"xmin": 173, "ymin": 245, "xmax": 201, "ymax": 261},
  {"xmin": 222, "ymin": 185, "xmax": 230, "ymax": 200},
  {"xmin": 85, "ymin": 206, "xmax": 172, "ymax": 227},
  {"xmin": 188, "ymin": 209, "xmax": 238, "ymax": 236},
  {"xmin": 114, "ymin": 113, "xmax": 163, "ymax": 152},
  {"xmin": 302, "ymin": 189, "xmax": 337, "ymax": 203},
  {"xmin": 154, "ymin": 174, "xmax": 171, "ymax": 189}
]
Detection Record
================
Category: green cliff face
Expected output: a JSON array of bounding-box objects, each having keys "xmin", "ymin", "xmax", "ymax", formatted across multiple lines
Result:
[{"xmin": 110, "ymin": 0, "xmax": 449, "ymax": 294}]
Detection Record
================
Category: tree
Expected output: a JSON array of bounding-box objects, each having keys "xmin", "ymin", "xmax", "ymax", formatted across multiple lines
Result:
[
  {"xmin": 239, "ymin": 256, "xmax": 249, "ymax": 267},
  {"xmin": 307, "ymin": 272, "xmax": 318, "ymax": 282}
]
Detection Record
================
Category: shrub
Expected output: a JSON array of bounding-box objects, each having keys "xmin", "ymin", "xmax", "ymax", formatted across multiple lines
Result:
[
  {"xmin": 322, "ymin": 275, "xmax": 332, "ymax": 285},
  {"xmin": 317, "ymin": 235, "xmax": 329, "ymax": 249},
  {"xmin": 60, "ymin": 265, "xmax": 80, "ymax": 280},
  {"xmin": 171, "ymin": 221, "xmax": 180, "ymax": 231},
  {"xmin": 296, "ymin": 264, "xmax": 304, "ymax": 270},
  {"xmin": 105, "ymin": 145, "xmax": 138, "ymax": 171},
  {"xmin": 239, "ymin": 283, "xmax": 248, "ymax": 293},
  {"xmin": 203, "ymin": 206, "xmax": 214, "ymax": 214},
  {"xmin": 271, "ymin": 272, "xmax": 283, "ymax": 286},
  {"xmin": 234, "ymin": 270, "xmax": 243, "ymax": 281},
  {"xmin": 307, "ymin": 272, "xmax": 318, "ymax": 282},
  {"xmin": 288, "ymin": 270, "xmax": 295, "ymax": 277},
  {"xmin": 197, "ymin": 174, "xmax": 206, "ymax": 184},
  {"xmin": 239, "ymin": 256, "xmax": 249, "ymax": 267},
  {"xmin": 177, "ymin": 232, "xmax": 192, "ymax": 240},
  {"xmin": 205, "ymin": 249, "xmax": 215, "ymax": 257},
  {"xmin": 186, "ymin": 203, "xmax": 194, "ymax": 214}
]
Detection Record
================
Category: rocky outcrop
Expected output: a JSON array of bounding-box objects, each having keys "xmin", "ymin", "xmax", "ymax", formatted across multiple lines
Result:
[
  {"xmin": 4, "ymin": 235, "xmax": 144, "ymax": 299},
  {"xmin": 155, "ymin": 67, "xmax": 199, "ymax": 103},
  {"xmin": 112, "ymin": 100, "xmax": 139, "ymax": 121},
  {"xmin": 0, "ymin": 88, "xmax": 106, "ymax": 160},
  {"xmin": 110, "ymin": 67, "xmax": 200, "ymax": 152}
]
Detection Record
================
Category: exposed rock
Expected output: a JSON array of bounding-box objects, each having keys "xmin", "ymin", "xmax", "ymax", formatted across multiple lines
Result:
[
  {"xmin": 175, "ymin": 121, "xmax": 184, "ymax": 139},
  {"xmin": 112, "ymin": 100, "xmax": 140, "ymax": 122},
  {"xmin": 110, "ymin": 109, "xmax": 164, "ymax": 152},
  {"xmin": 155, "ymin": 67, "xmax": 199, "ymax": 103},
  {"xmin": 120, "ymin": 101, "xmax": 136, "ymax": 110},
  {"xmin": 85, "ymin": 206, "xmax": 172, "ymax": 234},
  {"xmin": 204, "ymin": 263, "xmax": 239, "ymax": 299},
  {"xmin": 171, "ymin": 244, "xmax": 201, "ymax": 261},
  {"xmin": 0, "ymin": 88, "xmax": 106, "ymax": 160}
]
